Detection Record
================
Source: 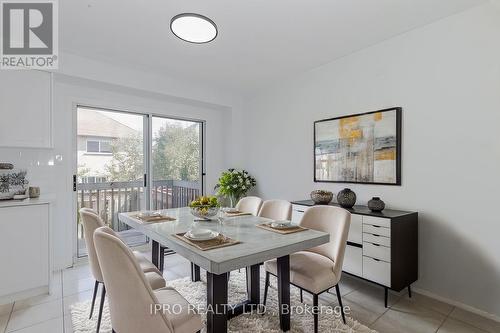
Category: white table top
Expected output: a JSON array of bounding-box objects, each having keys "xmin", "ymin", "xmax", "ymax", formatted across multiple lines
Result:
[{"xmin": 119, "ymin": 207, "xmax": 330, "ymax": 274}]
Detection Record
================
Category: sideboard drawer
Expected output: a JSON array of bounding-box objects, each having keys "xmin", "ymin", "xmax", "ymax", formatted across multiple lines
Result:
[
  {"xmin": 363, "ymin": 242, "xmax": 391, "ymax": 262},
  {"xmin": 348, "ymin": 214, "xmax": 363, "ymax": 244},
  {"xmin": 363, "ymin": 256, "xmax": 391, "ymax": 287},
  {"xmin": 363, "ymin": 216, "xmax": 391, "ymax": 228},
  {"xmin": 291, "ymin": 205, "xmax": 308, "ymax": 224},
  {"xmin": 363, "ymin": 233, "xmax": 390, "ymax": 247},
  {"xmin": 343, "ymin": 245, "xmax": 362, "ymax": 276},
  {"xmin": 363, "ymin": 224, "xmax": 391, "ymax": 237}
]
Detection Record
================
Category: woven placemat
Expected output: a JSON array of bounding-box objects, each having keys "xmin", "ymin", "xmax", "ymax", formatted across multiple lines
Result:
[
  {"xmin": 134, "ymin": 215, "xmax": 176, "ymax": 224},
  {"xmin": 256, "ymin": 223, "xmax": 308, "ymax": 234},
  {"xmin": 225, "ymin": 211, "xmax": 252, "ymax": 217},
  {"xmin": 174, "ymin": 233, "xmax": 240, "ymax": 251}
]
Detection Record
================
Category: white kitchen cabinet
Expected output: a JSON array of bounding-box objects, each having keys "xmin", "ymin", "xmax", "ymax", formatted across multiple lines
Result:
[
  {"xmin": 0, "ymin": 70, "xmax": 52, "ymax": 148},
  {"xmin": 0, "ymin": 199, "xmax": 52, "ymax": 302}
]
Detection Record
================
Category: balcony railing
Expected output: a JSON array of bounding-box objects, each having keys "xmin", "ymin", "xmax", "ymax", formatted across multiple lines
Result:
[{"xmin": 77, "ymin": 179, "xmax": 200, "ymax": 255}]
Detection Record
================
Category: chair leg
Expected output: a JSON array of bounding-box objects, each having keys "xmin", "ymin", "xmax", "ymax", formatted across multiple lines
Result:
[
  {"xmin": 89, "ymin": 280, "xmax": 99, "ymax": 319},
  {"xmin": 159, "ymin": 246, "xmax": 165, "ymax": 272},
  {"xmin": 96, "ymin": 284, "xmax": 106, "ymax": 333},
  {"xmin": 263, "ymin": 271, "xmax": 270, "ymax": 306},
  {"xmin": 335, "ymin": 284, "xmax": 346, "ymax": 324},
  {"xmin": 408, "ymin": 285, "xmax": 412, "ymax": 298},
  {"xmin": 313, "ymin": 294, "xmax": 318, "ymax": 333},
  {"xmin": 300, "ymin": 288, "xmax": 303, "ymax": 303}
]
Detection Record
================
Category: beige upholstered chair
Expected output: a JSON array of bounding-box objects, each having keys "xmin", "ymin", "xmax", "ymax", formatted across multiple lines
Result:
[
  {"xmin": 235, "ymin": 196, "xmax": 263, "ymax": 216},
  {"xmin": 263, "ymin": 206, "xmax": 351, "ymax": 331},
  {"xmin": 94, "ymin": 227, "xmax": 203, "ymax": 333},
  {"xmin": 79, "ymin": 209, "xmax": 166, "ymax": 333},
  {"xmin": 258, "ymin": 199, "xmax": 292, "ymax": 220}
]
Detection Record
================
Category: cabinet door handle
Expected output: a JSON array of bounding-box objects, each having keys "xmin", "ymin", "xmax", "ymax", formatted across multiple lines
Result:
[{"xmin": 296, "ymin": 210, "xmax": 305, "ymax": 213}]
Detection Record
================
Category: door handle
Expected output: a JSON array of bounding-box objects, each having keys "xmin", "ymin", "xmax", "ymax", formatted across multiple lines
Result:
[{"xmin": 73, "ymin": 175, "xmax": 77, "ymax": 192}]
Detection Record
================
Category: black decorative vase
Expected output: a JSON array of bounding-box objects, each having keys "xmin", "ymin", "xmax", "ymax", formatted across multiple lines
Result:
[
  {"xmin": 368, "ymin": 197, "xmax": 385, "ymax": 212},
  {"xmin": 337, "ymin": 188, "xmax": 356, "ymax": 208}
]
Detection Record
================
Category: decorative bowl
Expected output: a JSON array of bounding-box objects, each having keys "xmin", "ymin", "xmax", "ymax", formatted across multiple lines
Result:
[
  {"xmin": 337, "ymin": 188, "xmax": 356, "ymax": 208},
  {"xmin": 310, "ymin": 190, "xmax": 333, "ymax": 205},
  {"xmin": 190, "ymin": 206, "xmax": 220, "ymax": 220}
]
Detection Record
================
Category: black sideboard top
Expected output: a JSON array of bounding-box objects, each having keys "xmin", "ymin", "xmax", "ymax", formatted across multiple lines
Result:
[{"xmin": 291, "ymin": 200, "xmax": 417, "ymax": 219}]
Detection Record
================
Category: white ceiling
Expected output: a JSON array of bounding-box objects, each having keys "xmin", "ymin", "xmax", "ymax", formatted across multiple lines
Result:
[{"xmin": 61, "ymin": 0, "xmax": 485, "ymax": 95}]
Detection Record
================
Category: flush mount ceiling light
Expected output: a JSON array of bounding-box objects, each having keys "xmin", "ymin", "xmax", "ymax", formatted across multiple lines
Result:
[{"xmin": 170, "ymin": 13, "xmax": 217, "ymax": 44}]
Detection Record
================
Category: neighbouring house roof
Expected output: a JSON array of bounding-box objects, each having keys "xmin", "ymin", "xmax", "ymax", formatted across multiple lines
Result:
[{"xmin": 77, "ymin": 109, "xmax": 137, "ymax": 138}]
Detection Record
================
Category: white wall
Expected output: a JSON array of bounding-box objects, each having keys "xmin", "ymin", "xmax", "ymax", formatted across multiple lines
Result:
[{"xmin": 234, "ymin": 4, "xmax": 500, "ymax": 317}]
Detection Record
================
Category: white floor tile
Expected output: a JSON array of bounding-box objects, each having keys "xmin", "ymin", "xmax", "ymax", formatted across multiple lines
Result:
[
  {"xmin": 62, "ymin": 266, "xmax": 93, "ymax": 284},
  {"xmin": 63, "ymin": 314, "xmax": 73, "ymax": 333},
  {"xmin": 13, "ymin": 284, "xmax": 63, "ymax": 312},
  {"xmin": 0, "ymin": 303, "xmax": 13, "ymax": 316},
  {"xmin": 438, "ymin": 318, "xmax": 490, "ymax": 333},
  {"xmin": 6, "ymin": 299, "xmax": 62, "ymax": 332},
  {"xmin": 396, "ymin": 292, "xmax": 454, "ymax": 316},
  {"xmin": 372, "ymin": 306, "xmax": 446, "ymax": 333},
  {"xmin": 344, "ymin": 283, "xmax": 400, "ymax": 316},
  {"xmin": 63, "ymin": 277, "xmax": 95, "ymax": 297},
  {"xmin": 10, "ymin": 317, "xmax": 63, "ymax": 333},
  {"xmin": 1, "ymin": 314, "xmax": 10, "ymax": 333},
  {"xmin": 63, "ymin": 290, "xmax": 94, "ymax": 316},
  {"xmin": 449, "ymin": 308, "xmax": 500, "ymax": 333}
]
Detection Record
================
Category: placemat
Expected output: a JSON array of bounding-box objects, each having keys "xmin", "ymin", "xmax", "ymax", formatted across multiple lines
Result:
[
  {"xmin": 256, "ymin": 223, "xmax": 308, "ymax": 234},
  {"xmin": 174, "ymin": 233, "xmax": 240, "ymax": 251},
  {"xmin": 225, "ymin": 211, "xmax": 252, "ymax": 217},
  {"xmin": 134, "ymin": 214, "xmax": 176, "ymax": 224}
]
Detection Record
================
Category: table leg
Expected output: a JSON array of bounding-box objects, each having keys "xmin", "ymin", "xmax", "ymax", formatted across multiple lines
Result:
[
  {"xmin": 207, "ymin": 272, "xmax": 228, "ymax": 333},
  {"xmin": 151, "ymin": 240, "xmax": 160, "ymax": 269},
  {"xmin": 277, "ymin": 255, "xmax": 290, "ymax": 332},
  {"xmin": 191, "ymin": 263, "xmax": 200, "ymax": 282},
  {"xmin": 246, "ymin": 264, "xmax": 260, "ymax": 305}
]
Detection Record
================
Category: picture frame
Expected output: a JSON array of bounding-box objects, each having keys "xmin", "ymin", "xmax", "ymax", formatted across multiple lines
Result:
[{"xmin": 314, "ymin": 107, "xmax": 402, "ymax": 185}]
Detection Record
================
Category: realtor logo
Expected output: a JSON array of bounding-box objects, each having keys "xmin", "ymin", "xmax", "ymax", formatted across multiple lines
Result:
[{"xmin": 1, "ymin": 0, "xmax": 58, "ymax": 69}]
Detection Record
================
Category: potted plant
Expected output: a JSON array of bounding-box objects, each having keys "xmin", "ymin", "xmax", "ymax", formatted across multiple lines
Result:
[{"xmin": 215, "ymin": 168, "xmax": 256, "ymax": 207}]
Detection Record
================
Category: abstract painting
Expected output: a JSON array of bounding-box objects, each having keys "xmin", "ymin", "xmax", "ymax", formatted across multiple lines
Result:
[{"xmin": 314, "ymin": 107, "xmax": 401, "ymax": 185}]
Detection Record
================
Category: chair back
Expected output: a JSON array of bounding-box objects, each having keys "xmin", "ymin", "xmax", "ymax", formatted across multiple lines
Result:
[
  {"xmin": 235, "ymin": 196, "xmax": 263, "ymax": 215},
  {"xmin": 93, "ymin": 227, "xmax": 174, "ymax": 333},
  {"xmin": 258, "ymin": 199, "xmax": 292, "ymax": 221},
  {"xmin": 79, "ymin": 209, "xmax": 106, "ymax": 282},
  {"xmin": 299, "ymin": 206, "xmax": 351, "ymax": 279}
]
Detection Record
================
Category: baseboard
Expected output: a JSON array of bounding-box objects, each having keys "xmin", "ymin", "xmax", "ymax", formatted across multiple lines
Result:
[
  {"xmin": 0, "ymin": 286, "xmax": 49, "ymax": 304},
  {"xmin": 412, "ymin": 287, "xmax": 500, "ymax": 323}
]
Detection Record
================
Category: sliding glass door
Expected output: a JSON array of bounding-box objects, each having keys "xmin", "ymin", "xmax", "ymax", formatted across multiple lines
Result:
[
  {"xmin": 75, "ymin": 107, "xmax": 203, "ymax": 257},
  {"xmin": 151, "ymin": 116, "xmax": 202, "ymax": 209}
]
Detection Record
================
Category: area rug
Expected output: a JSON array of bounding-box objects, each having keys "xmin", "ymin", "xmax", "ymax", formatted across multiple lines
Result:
[{"xmin": 70, "ymin": 269, "xmax": 377, "ymax": 332}]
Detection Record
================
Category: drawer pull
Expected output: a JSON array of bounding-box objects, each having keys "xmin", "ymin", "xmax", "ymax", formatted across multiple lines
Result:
[
  {"xmin": 373, "ymin": 258, "xmax": 380, "ymax": 262},
  {"xmin": 371, "ymin": 243, "xmax": 380, "ymax": 247},
  {"xmin": 371, "ymin": 225, "xmax": 381, "ymax": 228},
  {"xmin": 296, "ymin": 210, "xmax": 305, "ymax": 213},
  {"xmin": 372, "ymin": 234, "xmax": 380, "ymax": 237}
]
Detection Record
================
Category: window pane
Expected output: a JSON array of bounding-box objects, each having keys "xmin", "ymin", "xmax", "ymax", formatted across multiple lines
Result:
[
  {"xmin": 87, "ymin": 140, "xmax": 99, "ymax": 152},
  {"xmin": 100, "ymin": 140, "xmax": 112, "ymax": 153}
]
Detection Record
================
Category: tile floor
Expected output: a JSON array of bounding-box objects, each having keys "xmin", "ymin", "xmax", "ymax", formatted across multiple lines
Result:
[{"xmin": 1, "ymin": 252, "xmax": 499, "ymax": 333}]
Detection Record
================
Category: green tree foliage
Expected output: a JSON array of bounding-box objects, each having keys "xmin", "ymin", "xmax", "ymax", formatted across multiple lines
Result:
[
  {"xmin": 152, "ymin": 123, "xmax": 200, "ymax": 181},
  {"xmin": 104, "ymin": 122, "xmax": 200, "ymax": 182},
  {"xmin": 105, "ymin": 133, "xmax": 144, "ymax": 181}
]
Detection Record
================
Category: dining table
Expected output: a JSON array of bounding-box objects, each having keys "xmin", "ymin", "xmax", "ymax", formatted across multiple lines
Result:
[{"xmin": 118, "ymin": 207, "xmax": 330, "ymax": 333}]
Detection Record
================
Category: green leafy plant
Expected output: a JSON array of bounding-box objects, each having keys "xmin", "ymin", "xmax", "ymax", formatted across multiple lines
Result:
[{"xmin": 215, "ymin": 169, "xmax": 256, "ymax": 206}]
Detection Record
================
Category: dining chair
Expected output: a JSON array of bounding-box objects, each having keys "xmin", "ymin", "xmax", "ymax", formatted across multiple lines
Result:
[
  {"xmin": 263, "ymin": 206, "xmax": 351, "ymax": 332},
  {"xmin": 94, "ymin": 227, "xmax": 203, "ymax": 333},
  {"xmin": 258, "ymin": 199, "xmax": 292, "ymax": 220},
  {"xmin": 235, "ymin": 196, "xmax": 263, "ymax": 216},
  {"xmin": 79, "ymin": 209, "xmax": 166, "ymax": 333}
]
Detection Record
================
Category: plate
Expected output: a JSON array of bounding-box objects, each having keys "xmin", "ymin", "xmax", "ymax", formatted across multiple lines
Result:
[
  {"xmin": 185, "ymin": 230, "xmax": 219, "ymax": 241},
  {"xmin": 271, "ymin": 220, "xmax": 292, "ymax": 229},
  {"xmin": 138, "ymin": 211, "xmax": 161, "ymax": 218}
]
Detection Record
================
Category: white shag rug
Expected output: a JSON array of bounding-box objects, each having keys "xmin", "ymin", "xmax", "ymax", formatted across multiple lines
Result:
[{"xmin": 70, "ymin": 269, "xmax": 377, "ymax": 333}]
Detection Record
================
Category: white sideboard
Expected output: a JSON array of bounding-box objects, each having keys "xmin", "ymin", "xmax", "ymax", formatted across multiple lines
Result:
[
  {"xmin": 292, "ymin": 200, "xmax": 418, "ymax": 307},
  {"xmin": 0, "ymin": 198, "xmax": 52, "ymax": 303}
]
